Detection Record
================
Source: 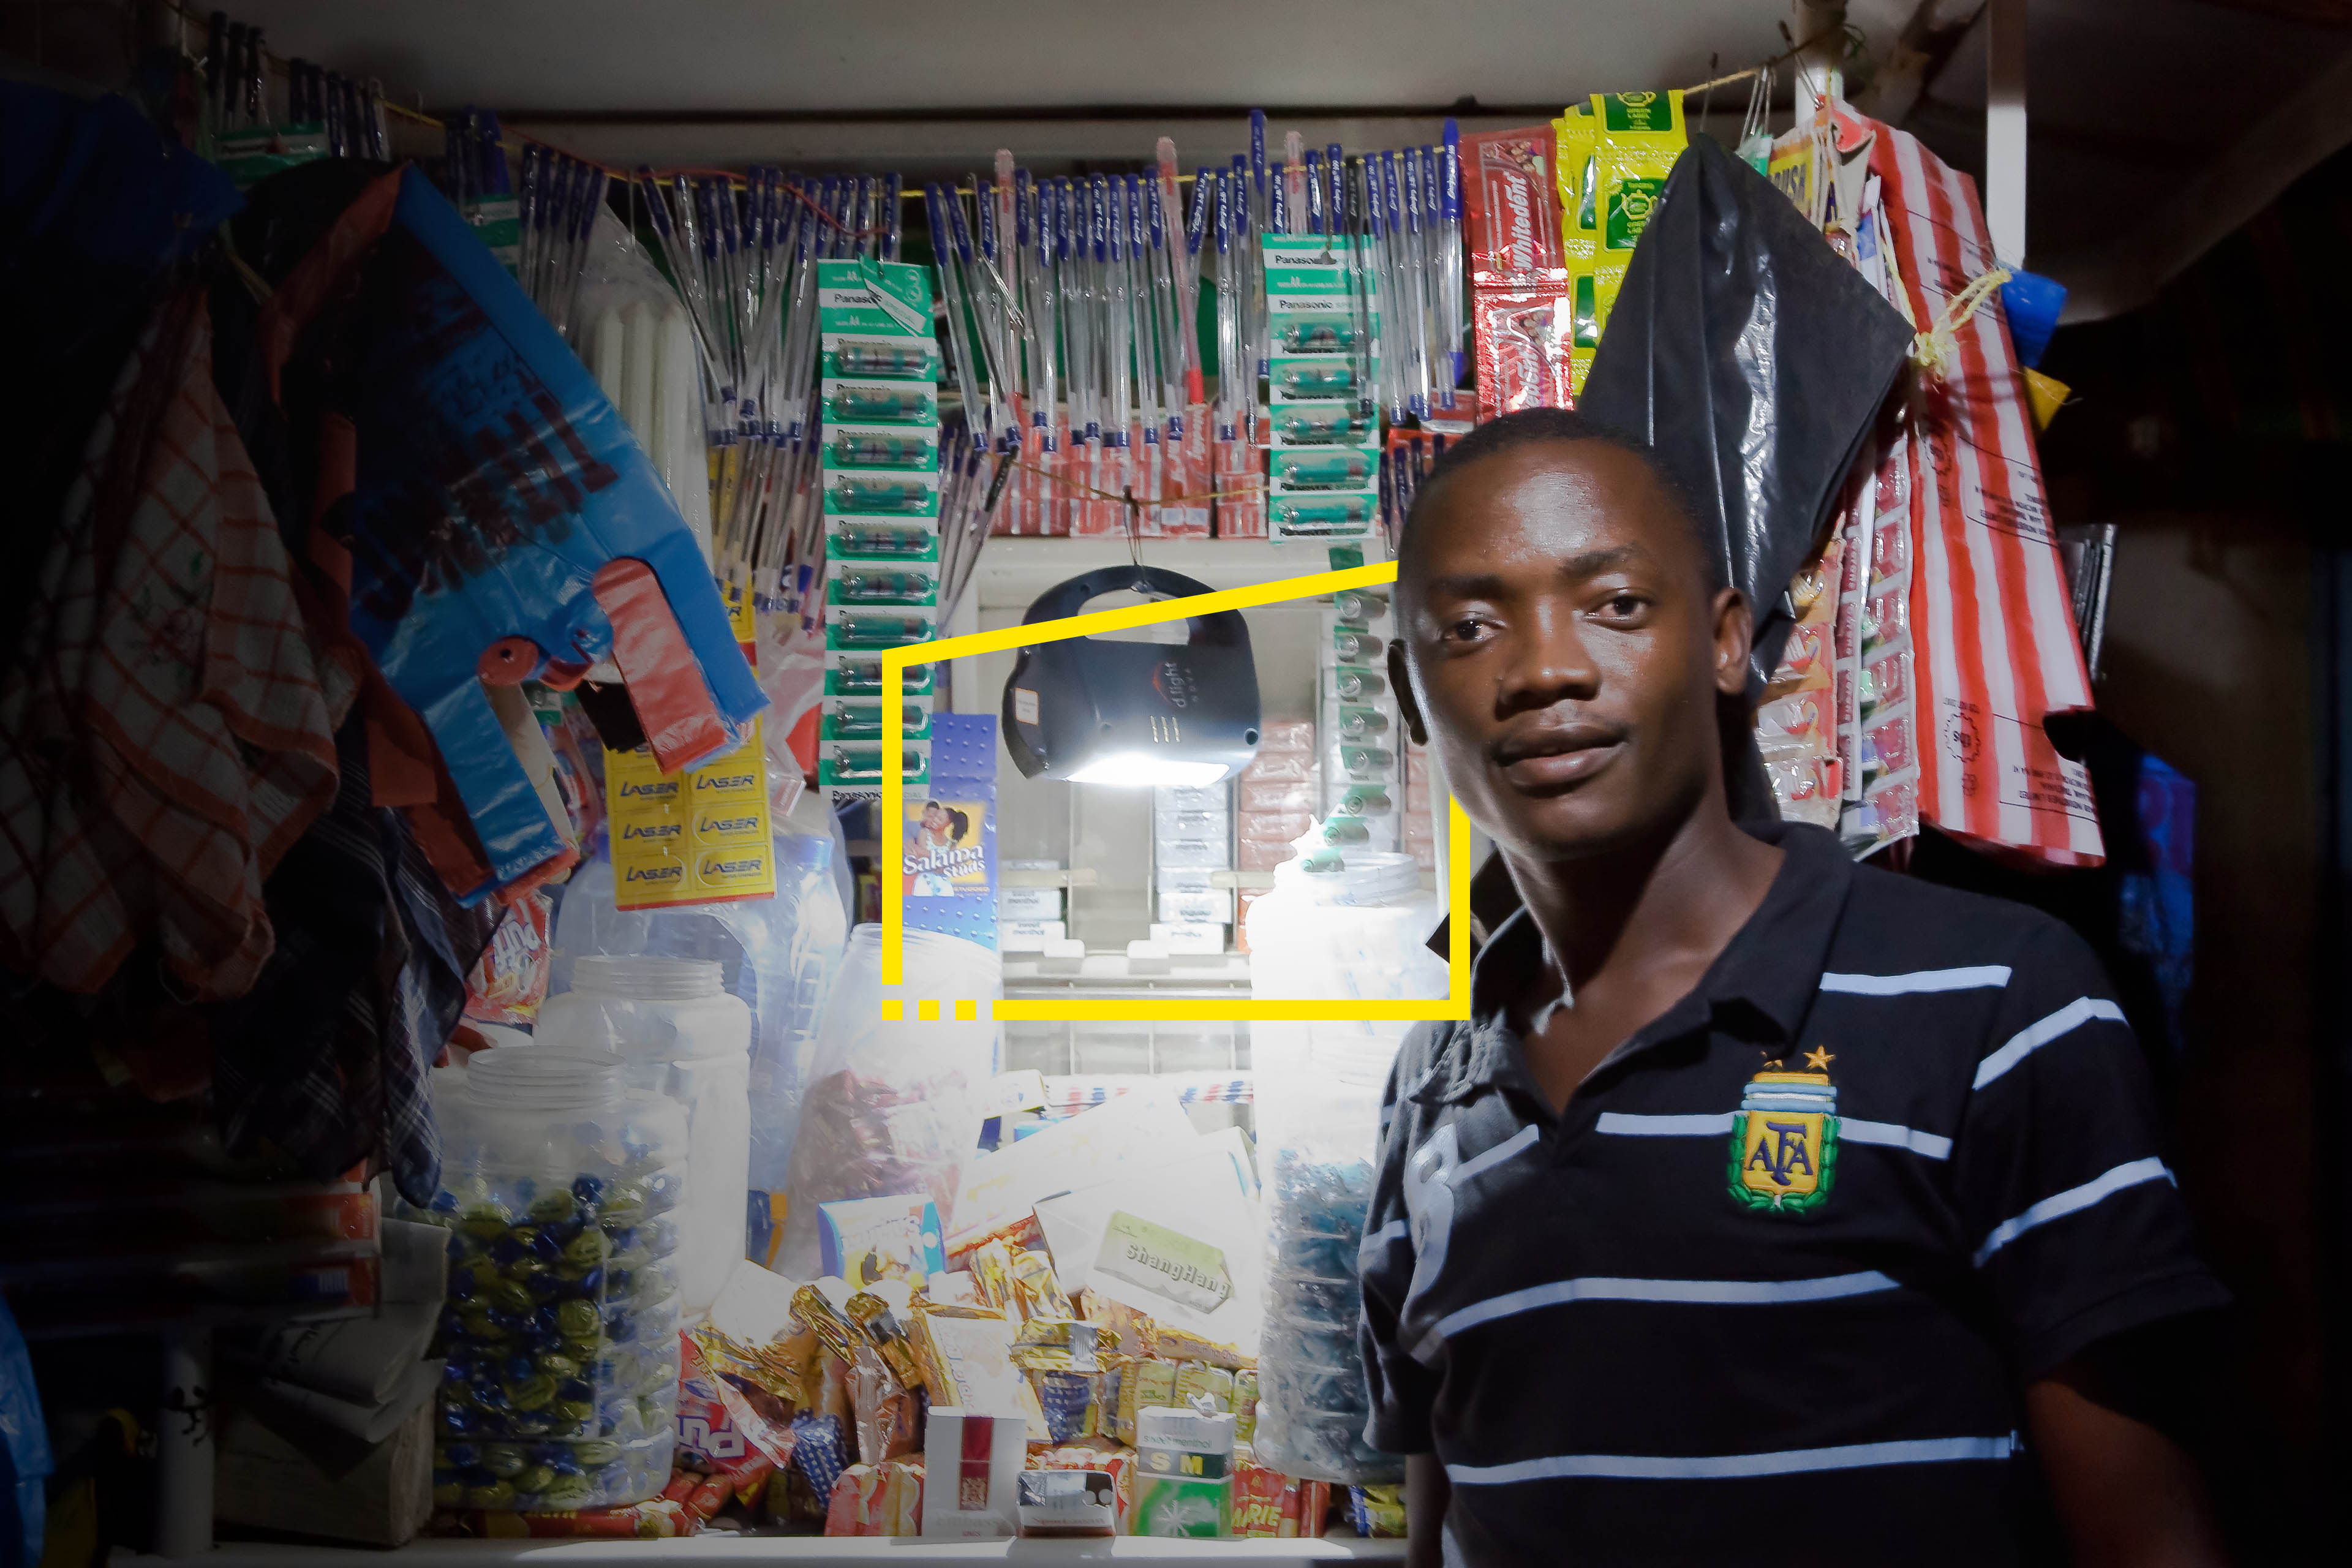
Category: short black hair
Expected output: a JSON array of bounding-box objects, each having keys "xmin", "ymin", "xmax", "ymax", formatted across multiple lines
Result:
[{"xmin": 1402, "ymin": 408, "xmax": 1728, "ymax": 596}]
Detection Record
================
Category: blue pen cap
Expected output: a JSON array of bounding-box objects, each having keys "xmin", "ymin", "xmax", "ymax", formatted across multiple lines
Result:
[
  {"xmin": 1270, "ymin": 160, "xmax": 1288, "ymax": 233},
  {"xmin": 1213, "ymin": 167, "xmax": 1233, "ymax": 252},
  {"xmin": 974, "ymin": 179, "xmax": 997, "ymax": 261},
  {"xmin": 1401, "ymin": 152, "xmax": 1421, "ymax": 235},
  {"xmin": 1146, "ymin": 175, "xmax": 1167, "ymax": 250},
  {"xmin": 1127, "ymin": 173, "xmax": 1147, "ymax": 254},
  {"xmin": 1105, "ymin": 177, "xmax": 1125, "ymax": 263},
  {"xmin": 1088, "ymin": 175, "xmax": 1109, "ymax": 262},
  {"xmin": 1381, "ymin": 150, "xmax": 1404, "ymax": 228},
  {"xmin": 884, "ymin": 170, "xmax": 904, "ymax": 260},
  {"xmin": 1420, "ymin": 146, "xmax": 1439, "ymax": 222},
  {"xmin": 1014, "ymin": 168, "xmax": 1033, "ymax": 249},
  {"xmin": 946, "ymin": 183, "xmax": 976, "ymax": 264},
  {"xmin": 1327, "ymin": 143, "xmax": 1346, "ymax": 230},
  {"xmin": 1251, "ymin": 108, "xmax": 1267, "ymax": 195},
  {"xmin": 1055, "ymin": 178, "xmax": 1074, "ymax": 261},
  {"xmin": 1303, "ymin": 149, "xmax": 1325, "ymax": 235},
  {"xmin": 1185, "ymin": 167, "xmax": 1212, "ymax": 255},
  {"xmin": 1441, "ymin": 122, "xmax": 1462, "ymax": 221}
]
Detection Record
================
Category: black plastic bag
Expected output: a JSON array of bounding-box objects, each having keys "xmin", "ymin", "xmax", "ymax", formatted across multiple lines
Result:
[{"xmin": 1580, "ymin": 134, "xmax": 1911, "ymax": 696}]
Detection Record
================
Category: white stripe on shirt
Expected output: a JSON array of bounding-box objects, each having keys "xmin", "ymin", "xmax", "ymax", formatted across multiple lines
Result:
[
  {"xmin": 1972, "ymin": 997, "xmax": 2127, "ymax": 1089},
  {"xmin": 1819, "ymin": 965, "xmax": 2012, "ymax": 995},
  {"xmin": 1446, "ymin": 1432, "xmax": 2021, "ymax": 1485},
  {"xmin": 1415, "ymin": 1270, "xmax": 1901, "ymax": 1361},
  {"xmin": 1973, "ymin": 1156, "xmax": 2175, "ymax": 1267},
  {"xmin": 1599, "ymin": 1111, "xmax": 1951, "ymax": 1160},
  {"xmin": 1594, "ymin": 1112, "xmax": 1735, "ymax": 1137},
  {"xmin": 1453, "ymin": 1122, "xmax": 1542, "ymax": 1183},
  {"xmin": 1838, "ymin": 1118, "xmax": 1954, "ymax": 1161}
]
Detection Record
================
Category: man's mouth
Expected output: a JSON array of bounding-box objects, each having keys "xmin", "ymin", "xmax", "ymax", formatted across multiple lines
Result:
[{"xmin": 1491, "ymin": 721, "xmax": 1627, "ymax": 791}]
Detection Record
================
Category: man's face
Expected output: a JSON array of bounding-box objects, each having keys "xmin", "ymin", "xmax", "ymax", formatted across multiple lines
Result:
[{"xmin": 1392, "ymin": 440, "xmax": 1751, "ymax": 863}]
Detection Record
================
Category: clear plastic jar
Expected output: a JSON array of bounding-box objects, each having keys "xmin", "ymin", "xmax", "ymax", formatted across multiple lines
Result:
[
  {"xmin": 1245, "ymin": 848, "xmax": 1443, "ymax": 1485},
  {"xmin": 535, "ymin": 956, "xmax": 752, "ymax": 1317},
  {"xmin": 416, "ymin": 1049, "xmax": 687, "ymax": 1512}
]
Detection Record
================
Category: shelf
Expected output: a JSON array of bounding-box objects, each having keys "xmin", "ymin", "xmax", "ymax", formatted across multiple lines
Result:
[
  {"xmin": 973, "ymin": 537, "xmax": 1375, "ymax": 612},
  {"xmin": 184, "ymin": 1537, "xmax": 1408, "ymax": 1565}
]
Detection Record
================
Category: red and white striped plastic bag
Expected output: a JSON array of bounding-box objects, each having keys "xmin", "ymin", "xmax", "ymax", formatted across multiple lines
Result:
[{"xmin": 1869, "ymin": 122, "xmax": 2103, "ymax": 865}]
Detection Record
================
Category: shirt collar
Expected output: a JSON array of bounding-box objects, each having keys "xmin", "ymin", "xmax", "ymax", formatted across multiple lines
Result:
[{"xmin": 1425, "ymin": 820, "xmax": 1856, "ymax": 1103}]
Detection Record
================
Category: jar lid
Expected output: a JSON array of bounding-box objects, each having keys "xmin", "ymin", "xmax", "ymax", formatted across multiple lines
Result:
[
  {"xmin": 462, "ymin": 1046, "xmax": 623, "ymax": 1110},
  {"xmin": 571, "ymin": 954, "xmax": 726, "ymax": 1001}
]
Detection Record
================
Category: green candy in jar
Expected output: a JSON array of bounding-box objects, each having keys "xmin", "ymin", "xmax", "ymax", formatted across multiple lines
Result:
[
  {"xmin": 529, "ymin": 1189, "xmax": 579, "ymax": 1224},
  {"xmin": 597, "ymin": 1186, "xmax": 645, "ymax": 1226},
  {"xmin": 561, "ymin": 1228, "xmax": 609, "ymax": 1268},
  {"xmin": 486, "ymin": 1278, "xmax": 533, "ymax": 1314},
  {"xmin": 540, "ymin": 1473, "xmax": 595, "ymax": 1509},
  {"xmin": 556, "ymin": 1300, "xmax": 599, "ymax": 1341},
  {"xmin": 480, "ymin": 1444, "xmax": 527, "ymax": 1479},
  {"xmin": 554, "ymin": 1398, "xmax": 596, "ymax": 1426},
  {"xmin": 505, "ymin": 1372, "xmax": 557, "ymax": 1411},
  {"xmin": 458, "ymin": 1205, "xmax": 510, "ymax": 1242},
  {"xmin": 574, "ymin": 1439, "xmax": 620, "ymax": 1466},
  {"xmin": 513, "ymin": 1463, "xmax": 557, "ymax": 1495},
  {"xmin": 537, "ymin": 1352, "xmax": 579, "ymax": 1381},
  {"xmin": 432, "ymin": 1478, "xmax": 464, "ymax": 1508},
  {"xmin": 459, "ymin": 1309, "xmax": 505, "ymax": 1341},
  {"xmin": 463, "ymin": 1480, "xmax": 514, "ymax": 1508}
]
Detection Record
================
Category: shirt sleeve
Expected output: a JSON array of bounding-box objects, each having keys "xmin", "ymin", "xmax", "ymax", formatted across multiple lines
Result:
[
  {"xmin": 1948, "ymin": 916, "xmax": 2229, "ymax": 1381},
  {"xmin": 1357, "ymin": 1027, "xmax": 1440, "ymax": 1455}
]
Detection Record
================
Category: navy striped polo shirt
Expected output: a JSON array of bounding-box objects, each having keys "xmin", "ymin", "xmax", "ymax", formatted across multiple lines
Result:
[{"xmin": 1357, "ymin": 820, "xmax": 2225, "ymax": 1566}]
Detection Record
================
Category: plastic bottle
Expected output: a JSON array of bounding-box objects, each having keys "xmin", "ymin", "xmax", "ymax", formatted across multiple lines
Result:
[
  {"xmin": 414, "ymin": 1047, "xmax": 687, "ymax": 1512},
  {"xmin": 535, "ymin": 957, "xmax": 751, "ymax": 1317},
  {"xmin": 1245, "ymin": 846, "xmax": 1443, "ymax": 1485},
  {"xmin": 549, "ymin": 814, "xmax": 848, "ymax": 1272}
]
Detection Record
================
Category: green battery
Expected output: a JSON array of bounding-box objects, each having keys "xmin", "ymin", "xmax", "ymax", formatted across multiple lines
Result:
[
  {"xmin": 826, "ymin": 385, "xmax": 935, "ymax": 424},
  {"xmin": 827, "ymin": 476, "xmax": 933, "ymax": 514}
]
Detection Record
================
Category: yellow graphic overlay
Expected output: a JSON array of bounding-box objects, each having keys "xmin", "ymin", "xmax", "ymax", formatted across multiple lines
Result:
[{"xmin": 880, "ymin": 558, "xmax": 1474, "ymax": 1022}]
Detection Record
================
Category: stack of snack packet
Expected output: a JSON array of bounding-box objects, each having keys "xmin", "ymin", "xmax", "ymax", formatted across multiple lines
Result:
[
  {"xmin": 1265, "ymin": 231, "xmax": 1379, "ymax": 544},
  {"xmin": 1154, "ymin": 781, "xmax": 1235, "ymax": 952},
  {"xmin": 1555, "ymin": 91, "xmax": 1686, "ymax": 397},
  {"xmin": 816, "ymin": 255, "xmax": 943, "ymax": 801},
  {"xmin": 1318, "ymin": 587, "xmax": 1403, "ymax": 850},
  {"xmin": 1756, "ymin": 540, "xmax": 1845, "ymax": 829},
  {"xmin": 1463, "ymin": 122, "xmax": 1570, "ymax": 419}
]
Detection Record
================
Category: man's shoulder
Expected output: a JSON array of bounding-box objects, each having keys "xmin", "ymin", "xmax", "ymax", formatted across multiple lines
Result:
[{"xmin": 1839, "ymin": 852, "xmax": 2097, "ymax": 980}]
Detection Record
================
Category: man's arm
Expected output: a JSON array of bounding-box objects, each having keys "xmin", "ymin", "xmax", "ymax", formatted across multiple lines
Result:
[
  {"xmin": 1405, "ymin": 1453, "xmax": 1451, "ymax": 1568},
  {"xmin": 2027, "ymin": 1363, "xmax": 2228, "ymax": 1568}
]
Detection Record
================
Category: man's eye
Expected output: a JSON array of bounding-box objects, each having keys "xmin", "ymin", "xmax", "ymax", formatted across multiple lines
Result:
[
  {"xmin": 1444, "ymin": 617, "xmax": 1491, "ymax": 643},
  {"xmin": 1597, "ymin": 593, "xmax": 1647, "ymax": 619}
]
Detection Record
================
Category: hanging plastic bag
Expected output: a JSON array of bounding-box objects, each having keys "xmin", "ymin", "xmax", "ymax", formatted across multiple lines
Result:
[
  {"xmin": 345, "ymin": 168, "xmax": 763, "ymax": 900},
  {"xmin": 775, "ymin": 924, "xmax": 1000, "ymax": 1280},
  {"xmin": 1579, "ymin": 134, "xmax": 1912, "ymax": 702}
]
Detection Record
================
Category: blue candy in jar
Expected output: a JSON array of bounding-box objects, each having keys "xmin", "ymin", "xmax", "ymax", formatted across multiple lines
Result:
[
  {"xmin": 527, "ymin": 1228, "xmax": 562, "ymax": 1264},
  {"xmin": 430, "ymin": 1190, "xmax": 459, "ymax": 1214},
  {"xmin": 571, "ymin": 1174, "xmax": 604, "ymax": 1206}
]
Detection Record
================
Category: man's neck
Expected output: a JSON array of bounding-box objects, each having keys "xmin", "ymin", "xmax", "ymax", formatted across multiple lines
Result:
[{"xmin": 1504, "ymin": 797, "xmax": 1783, "ymax": 1003}]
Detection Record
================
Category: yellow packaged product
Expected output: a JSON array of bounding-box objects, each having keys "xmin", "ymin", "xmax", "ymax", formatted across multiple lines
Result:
[
  {"xmin": 1553, "ymin": 106, "xmax": 1597, "ymax": 265},
  {"xmin": 1231, "ymin": 1367, "xmax": 1259, "ymax": 1447},
  {"xmin": 1010, "ymin": 1248, "xmax": 1074, "ymax": 1321},
  {"xmin": 1590, "ymin": 89, "xmax": 1686, "ymax": 263},
  {"xmin": 968, "ymin": 1239, "xmax": 1020, "ymax": 1315},
  {"xmin": 1174, "ymin": 1360, "xmax": 1234, "ymax": 1414}
]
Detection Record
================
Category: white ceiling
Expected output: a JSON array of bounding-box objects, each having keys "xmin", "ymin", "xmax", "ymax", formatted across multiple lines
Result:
[{"xmin": 221, "ymin": 0, "xmax": 1796, "ymax": 116}]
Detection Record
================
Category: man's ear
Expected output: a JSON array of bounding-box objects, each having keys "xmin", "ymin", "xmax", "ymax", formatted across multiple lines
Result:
[
  {"xmin": 1711, "ymin": 587, "xmax": 1754, "ymax": 699},
  {"xmin": 1388, "ymin": 639, "xmax": 1430, "ymax": 747}
]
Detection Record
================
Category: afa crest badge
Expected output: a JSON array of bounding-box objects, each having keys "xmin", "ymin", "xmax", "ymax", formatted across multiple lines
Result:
[{"xmin": 1727, "ymin": 1051, "xmax": 1839, "ymax": 1215}]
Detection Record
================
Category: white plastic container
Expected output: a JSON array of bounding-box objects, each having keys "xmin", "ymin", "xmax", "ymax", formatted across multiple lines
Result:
[
  {"xmin": 417, "ymin": 1047, "xmax": 687, "ymax": 1512},
  {"xmin": 548, "ymin": 826, "xmax": 847, "ymax": 1275},
  {"xmin": 536, "ymin": 957, "xmax": 752, "ymax": 1319},
  {"xmin": 1245, "ymin": 847, "xmax": 1443, "ymax": 1486}
]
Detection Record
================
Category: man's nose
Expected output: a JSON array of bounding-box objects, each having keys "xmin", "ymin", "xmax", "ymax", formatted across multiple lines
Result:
[{"xmin": 1498, "ymin": 602, "xmax": 1598, "ymax": 711}]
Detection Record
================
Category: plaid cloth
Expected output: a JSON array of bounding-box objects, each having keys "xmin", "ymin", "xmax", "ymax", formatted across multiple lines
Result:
[
  {"xmin": 0, "ymin": 290, "xmax": 337, "ymax": 1000},
  {"xmin": 209, "ymin": 715, "xmax": 492, "ymax": 1204}
]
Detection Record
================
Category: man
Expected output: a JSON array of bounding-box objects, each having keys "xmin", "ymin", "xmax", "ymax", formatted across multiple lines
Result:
[{"xmin": 1362, "ymin": 409, "xmax": 2230, "ymax": 1566}]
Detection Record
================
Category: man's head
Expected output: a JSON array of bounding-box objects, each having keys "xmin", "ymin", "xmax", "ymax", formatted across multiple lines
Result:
[{"xmin": 1390, "ymin": 409, "xmax": 1751, "ymax": 864}]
